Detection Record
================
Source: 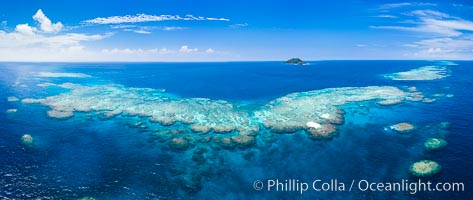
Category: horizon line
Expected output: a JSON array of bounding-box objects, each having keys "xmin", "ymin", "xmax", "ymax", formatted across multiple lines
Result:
[{"xmin": 0, "ymin": 59, "xmax": 471, "ymax": 63}]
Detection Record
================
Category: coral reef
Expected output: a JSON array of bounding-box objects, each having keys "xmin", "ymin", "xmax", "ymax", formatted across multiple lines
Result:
[
  {"xmin": 103, "ymin": 109, "xmax": 122, "ymax": 118},
  {"xmin": 6, "ymin": 109, "xmax": 17, "ymax": 113},
  {"xmin": 7, "ymin": 96, "xmax": 19, "ymax": 102},
  {"xmin": 213, "ymin": 125, "xmax": 235, "ymax": 133},
  {"xmin": 190, "ymin": 124, "xmax": 211, "ymax": 134},
  {"xmin": 21, "ymin": 98, "xmax": 42, "ymax": 104},
  {"xmin": 409, "ymin": 160, "xmax": 441, "ymax": 177},
  {"xmin": 34, "ymin": 72, "xmax": 92, "ymax": 78},
  {"xmin": 192, "ymin": 147, "xmax": 209, "ymax": 163},
  {"xmin": 390, "ymin": 123, "xmax": 415, "ymax": 133},
  {"xmin": 231, "ymin": 134, "xmax": 256, "ymax": 148},
  {"xmin": 377, "ymin": 98, "xmax": 403, "ymax": 106},
  {"xmin": 256, "ymin": 86, "xmax": 411, "ymax": 137},
  {"xmin": 21, "ymin": 134, "xmax": 34, "ymax": 145},
  {"xmin": 78, "ymin": 197, "xmax": 96, "ymax": 200},
  {"xmin": 47, "ymin": 110, "xmax": 73, "ymax": 119},
  {"xmin": 384, "ymin": 66, "xmax": 449, "ymax": 80},
  {"xmin": 177, "ymin": 174, "xmax": 202, "ymax": 194},
  {"xmin": 213, "ymin": 137, "xmax": 236, "ymax": 149},
  {"xmin": 407, "ymin": 87, "xmax": 417, "ymax": 92},
  {"xmin": 422, "ymin": 98, "xmax": 436, "ymax": 103},
  {"xmin": 424, "ymin": 138, "xmax": 447, "ymax": 151},
  {"xmin": 439, "ymin": 122, "xmax": 451, "ymax": 129},
  {"xmin": 306, "ymin": 124, "xmax": 337, "ymax": 139},
  {"xmin": 436, "ymin": 61, "xmax": 458, "ymax": 66},
  {"xmin": 21, "ymin": 83, "xmax": 421, "ymax": 146},
  {"xmin": 406, "ymin": 92, "xmax": 424, "ymax": 102},
  {"xmin": 169, "ymin": 137, "xmax": 190, "ymax": 150}
]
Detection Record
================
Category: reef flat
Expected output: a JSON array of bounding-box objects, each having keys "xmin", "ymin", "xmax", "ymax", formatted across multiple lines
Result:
[
  {"xmin": 33, "ymin": 72, "xmax": 92, "ymax": 78},
  {"xmin": 22, "ymin": 82, "xmax": 425, "ymax": 149},
  {"xmin": 255, "ymin": 86, "xmax": 413, "ymax": 138},
  {"xmin": 409, "ymin": 160, "xmax": 441, "ymax": 177},
  {"xmin": 384, "ymin": 66, "xmax": 449, "ymax": 80}
]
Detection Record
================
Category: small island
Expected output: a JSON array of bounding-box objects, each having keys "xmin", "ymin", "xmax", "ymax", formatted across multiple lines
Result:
[{"xmin": 285, "ymin": 58, "xmax": 306, "ymax": 65}]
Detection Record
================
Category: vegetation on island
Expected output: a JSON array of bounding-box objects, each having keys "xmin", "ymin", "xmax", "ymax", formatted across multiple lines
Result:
[{"xmin": 285, "ymin": 58, "xmax": 306, "ymax": 65}]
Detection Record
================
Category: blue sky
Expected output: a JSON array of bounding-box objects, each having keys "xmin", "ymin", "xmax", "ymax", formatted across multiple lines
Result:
[{"xmin": 0, "ymin": 0, "xmax": 472, "ymax": 61}]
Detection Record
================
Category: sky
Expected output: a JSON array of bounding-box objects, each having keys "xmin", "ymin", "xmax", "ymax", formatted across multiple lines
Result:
[{"xmin": 0, "ymin": 0, "xmax": 472, "ymax": 61}]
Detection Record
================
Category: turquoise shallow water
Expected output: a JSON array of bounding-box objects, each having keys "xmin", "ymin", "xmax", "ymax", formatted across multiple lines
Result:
[{"xmin": 0, "ymin": 61, "xmax": 472, "ymax": 199}]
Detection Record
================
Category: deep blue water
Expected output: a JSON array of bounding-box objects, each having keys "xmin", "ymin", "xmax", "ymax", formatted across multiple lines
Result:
[{"xmin": 0, "ymin": 61, "xmax": 472, "ymax": 199}]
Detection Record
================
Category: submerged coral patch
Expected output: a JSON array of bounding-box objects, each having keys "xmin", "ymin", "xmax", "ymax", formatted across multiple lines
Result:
[
  {"xmin": 436, "ymin": 61, "xmax": 458, "ymax": 66},
  {"xmin": 7, "ymin": 96, "xmax": 19, "ymax": 102},
  {"xmin": 384, "ymin": 66, "xmax": 449, "ymax": 80},
  {"xmin": 33, "ymin": 72, "xmax": 92, "ymax": 78},
  {"xmin": 409, "ymin": 160, "xmax": 441, "ymax": 177},
  {"xmin": 390, "ymin": 123, "xmax": 415, "ymax": 133},
  {"xmin": 6, "ymin": 108, "xmax": 17, "ymax": 113},
  {"xmin": 21, "ymin": 134, "xmax": 34, "ymax": 145},
  {"xmin": 47, "ymin": 110, "xmax": 74, "ymax": 119},
  {"xmin": 169, "ymin": 137, "xmax": 191, "ymax": 150},
  {"xmin": 78, "ymin": 197, "xmax": 96, "ymax": 200},
  {"xmin": 424, "ymin": 138, "xmax": 447, "ymax": 151},
  {"xmin": 21, "ymin": 98, "xmax": 42, "ymax": 104}
]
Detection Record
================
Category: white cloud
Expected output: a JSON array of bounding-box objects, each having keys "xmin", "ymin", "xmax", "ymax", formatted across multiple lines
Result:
[
  {"xmin": 133, "ymin": 30, "xmax": 151, "ymax": 34},
  {"xmin": 416, "ymin": 37, "xmax": 473, "ymax": 48},
  {"xmin": 0, "ymin": 30, "xmax": 109, "ymax": 48},
  {"xmin": 409, "ymin": 37, "xmax": 473, "ymax": 49},
  {"xmin": 373, "ymin": 15, "xmax": 398, "ymax": 19},
  {"xmin": 115, "ymin": 26, "xmax": 186, "ymax": 33},
  {"xmin": 101, "ymin": 47, "xmax": 179, "ymax": 55},
  {"xmin": 83, "ymin": 14, "xmax": 229, "ymax": 24},
  {"xmin": 378, "ymin": 2, "xmax": 436, "ymax": 10},
  {"xmin": 179, "ymin": 45, "xmax": 198, "ymax": 53},
  {"xmin": 452, "ymin": 3, "xmax": 473, "ymax": 10},
  {"xmin": 370, "ymin": 25, "xmax": 463, "ymax": 37},
  {"xmin": 379, "ymin": 3, "xmax": 413, "ymax": 9},
  {"xmin": 159, "ymin": 48, "xmax": 170, "ymax": 53},
  {"xmin": 355, "ymin": 44, "xmax": 368, "ymax": 47},
  {"xmin": 0, "ymin": 10, "xmax": 230, "ymax": 61},
  {"xmin": 15, "ymin": 24, "xmax": 36, "ymax": 35},
  {"xmin": 370, "ymin": 10, "xmax": 473, "ymax": 37},
  {"xmin": 372, "ymin": 5, "xmax": 473, "ymax": 59},
  {"xmin": 0, "ymin": 9, "xmax": 111, "ymax": 61},
  {"xmin": 1, "ymin": 21, "xmax": 7, "ymax": 27},
  {"xmin": 111, "ymin": 24, "xmax": 136, "ymax": 29},
  {"xmin": 409, "ymin": 10, "xmax": 451, "ymax": 18},
  {"xmin": 404, "ymin": 35, "xmax": 473, "ymax": 59},
  {"xmin": 162, "ymin": 26, "xmax": 186, "ymax": 31},
  {"xmin": 422, "ymin": 18, "xmax": 473, "ymax": 33},
  {"xmin": 1, "ymin": 9, "xmax": 107, "ymax": 49},
  {"xmin": 206, "ymin": 17, "xmax": 230, "ymax": 21},
  {"xmin": 102, "ymin": 46, "xmax": 215, "ymax": 55},
  {"xmin": 32, "ymin": 9, "xmax": 64, "ymax": 33},
  {"xmin": 102, "ymin": 48, "xmax": 158, "ymax": 54},
  {"xmin": 229, "ymin": 23, "xmax": 249, "ymax": 28}
]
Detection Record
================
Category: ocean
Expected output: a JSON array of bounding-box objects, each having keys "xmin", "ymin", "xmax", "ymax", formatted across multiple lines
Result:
[{"xmin": 0, "ymin": 61, "xmax": 472, "ymax": 199}]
